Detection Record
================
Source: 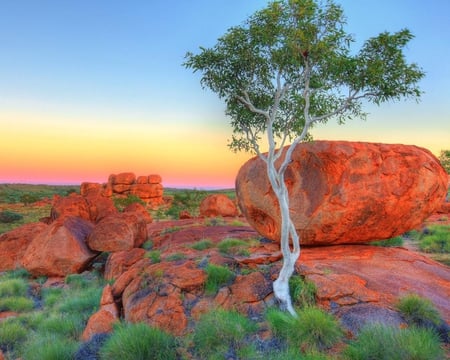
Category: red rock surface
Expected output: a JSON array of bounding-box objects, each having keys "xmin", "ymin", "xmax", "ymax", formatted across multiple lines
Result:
[
  {"xmin": 199, "ymin": 194, "xmax": 238, "ymax": 217},
  {"xmin": 0, "ymin": 222, "xmax": 48, "ymax": 271},
  {"xmin": 236, "ymin": 141, "xmax": 448, "ymax": 245},
  {"xmin": 86, "ymin": 212, "xmax": 147, "ymax": 252},
  {"xmin": 123, "ymin": 202, "xmax": 153, "ymax": 223},
  {"xmin": 50, "ymin": 193, "xmax": 91, "ymax": 222},
  {"xmin": 21, "ymin": 216, "xmax": 97, "ymax": 277},
  {"xmin": 104, "ymin": 248, "xmax": 146, "ymax": 281}
]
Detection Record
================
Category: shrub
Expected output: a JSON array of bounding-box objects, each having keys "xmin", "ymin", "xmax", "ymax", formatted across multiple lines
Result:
[
  {"xmin": 267, "ymin": 306, "xmax": 343, "ymax": 352},
  {"xmin": 419, "ymin": 225, "xmax": 450, "ymax": 253},
  {"xmin": 165, "ymin": 189, "xmax": 207, "ymax": 218},
  {"xmin": 204, "ymin": 217, "xmax": 227, "ymax": 226},
  {"xmin": 113, "ymin": 194, "xmax": 145, "ymax": 212},
  {"xmin": 0, "ymin": 210, "xmax": 23, "ymax": 223},
  {"xmin": 396, "ymin": 293, "xmax": 441, "ymax": 327},
  {"xmin": 371, "ymin": 236, "xmax": 404, "ymax": 247},
  {"xmin": 0, "ymin": 278, "xmax": 28, "ymax": 297},
  {"xmin": 343, "ymin": 324, "xmax": 444, "ymax": 360},
  {"xmin": 217, "ymin": 238, "xmax": 249, "ymax": 256},
  {"xmin": 204, "ymin": 263, "xmax": 235, "ymax": 295},
  {"xmin": 193, "ymin": 308, "xmax": 257, "ymax": 359},
  {"xmin": 165, "ymin": 252, "xmax": 186, "ymax": 262},
  {"xmin": 20, "ymin": 193, "xmax": 40, "ymax": 205},
  {"xmin": 289, "ymin": 275, "xmax": 316, "ymax": 308},
  {"xmin": 99, "ymin": 322, "xmax": 177, "ymax": 360},
  {"xmin": 145, "ymin": 250, "xmax": 161, "ymax": 264},
  {"xmin": 37, "ymin": 313, "xmax": 84, "ymax": 339},
  {"xmin": 0, "ymin": 319, "xmax": 28, "ymax": 350},
  {"xmin": 0, "ymin": 296, "xmax": 34, "ymax": 312},
  {"xmin": 190, "ymin": 239, "xmax": 214, "ymax": 251},
  {"xmin": 21, "ymin": 334, "xmax": 78, "ymax": 360}
]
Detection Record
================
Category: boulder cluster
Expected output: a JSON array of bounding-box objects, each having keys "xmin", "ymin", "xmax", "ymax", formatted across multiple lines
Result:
[{"xmin": 81, "ymin": 172, "xmax": 164, "ymax": 208}]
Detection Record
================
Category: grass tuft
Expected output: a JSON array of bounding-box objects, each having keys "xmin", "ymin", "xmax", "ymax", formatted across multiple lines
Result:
[
  {"xmin": 396, "ymin": 293, "xmax": 442, "ymax": 327},
  {"xmin": 204, "ymin": 263, "xmax": 235, "ymax": 295}
]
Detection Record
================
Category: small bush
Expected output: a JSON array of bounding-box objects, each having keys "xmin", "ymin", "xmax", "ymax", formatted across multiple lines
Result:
[
  {"xmin": 217, "ymin": 238, "xmax": 249, "ymax": 256},
  {"xmin": 0, "ymin": 319, "xmax": 28, "ymax": 350},
  {"xmin": 145, "ymin": 250, "xmax": 161, "ymax": 263},
  {"xmin": 0, "ymin": 296, "xmax": 34, "ymax": 312},
  {"xmin": 204, "ymin": 263, "xmax": 235, "ymax": 295},
  {"xmin": 343, "ymin": 324, "xmax": 444, "ymax": 360},
  {"xmin": 142, "ymin": 239, "xmax": 153, "ymax": 250},
  {"xmin": 65, "ymin": 273, "xmax": 90, "ymax": 289},
  {"xmin": 419, "ymin": 225, "xmax": 450, "ymax": 253},
  {"xmin": 396, "ymin": 293, "xmax": 441, "ymax": 327},
  {"xmin": 204, "ymin": 217, "xmax": 227, "ymax": 226},
  {"xmin": 289, "ymin": 275, "xmax": 316, "ymax": 308},
  {"xmin": 21, "ymin": 334, "xmax": 78, "ymax": 360},
  {"xmin": 190, "ymin": 239, "xmax": 214, "ymax": 251},
  {"xmin": 113, "ymin": 194, "xmax": 145, "ymax": 212},
  {"xmin": 193, "ymin": 308, "xmax": 257, "ymax": 359},
  {"xmin": 41, "ymin": 287, "xmax": 64, "ymax": 307},
  {"xmin": 0, "ymin": 278, "xmax": 28, "ymax": 297},
  {"xmin": 99, "ymin": 322, "xmax": 177, "ymax": 360},
  {"xmin": 37, "ymin": 313, "xmax": 84, "ymax": 339},
  {"xmin": 0, "ymin": 210, "xmax": 23, "ymax": 223},
  {"xmin": 371, "ymin": 236, "xmax": 404, "ymax": 247},
  {"xmin": 165, "ymin": 252, "xmax": 186, "ymax": 262},
  {"xmin": 20, "ymin": 193, "xmax": 40, "ymax": 205},
  {"xmin": 267, "ymin": 306, "xmax": 343, "ymax": 352}
]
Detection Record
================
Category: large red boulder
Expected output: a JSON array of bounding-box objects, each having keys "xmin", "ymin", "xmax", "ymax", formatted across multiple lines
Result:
[
  {"xmin": 199, "ymin": 194, "xmax": 238, "ymax": 218},
  {"xmin": 50, "ymin": 193, "xmax": 91, "ymax": 222},
  {"xmin": 86, "ymin": 212, "xmax": 148, "ymax": 252},
  {"xmin": 0, "ymin": 222, "xmax": 48, "ymax": 271},
  {"xmin": 21, "ymin": 217, "xmax": 97, "ymax": 276},
  {"xmin": 236, "ymin": 141, "xmax": 448, "ymax": 245}
]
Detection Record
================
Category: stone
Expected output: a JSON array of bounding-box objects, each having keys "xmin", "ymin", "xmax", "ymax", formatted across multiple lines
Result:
[
  {"xmin": 85, "ymin": 193, "xmax": 118, "ymax": 223},
  {"xmin": 130, "ymin": 183, "xmax": 163, "ymax": 199},
  {"xmin": 111, "ymin": 172, "xmax": 136, "ymax": 185},
  {"xmin": 50, "ymin": 193, "xmax": 91, "ymax": 222},
  {"xmin": 80, "ymin": 182, "xmax": 103, "ymax": 196},
  {"xmin": 104, "ymin": 248, "xmax": 146, "ymax": 281},
  {"xmin": 81, "ymin": 285, "xmax": 119, "ymax": 341},
  {"xmin": 200, "ymin": 194, "xmax": 238, "ymax": 218},
  {"xmin": 86, "ymin": 213, "xmax": 148, "ymax": 252},
  {"xmin": 0, "ymin": 222, "xmax": 48, "ymax": 271},
  {"xmin": 236, "ymin": 141, "xmax": 448, "ymax": 245},
  {"xmin": 123, "ymin": 202, "xmax": 152, "ymax": 223},
  {"xmin": 21, "ymin": 216, "xmax": 97, "ymax": 277}
]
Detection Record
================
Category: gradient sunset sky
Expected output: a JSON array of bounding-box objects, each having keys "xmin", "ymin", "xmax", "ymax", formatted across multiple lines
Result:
[{"xmin": 1, "ymin": 1, "xmax": 449, "ymax": 188}]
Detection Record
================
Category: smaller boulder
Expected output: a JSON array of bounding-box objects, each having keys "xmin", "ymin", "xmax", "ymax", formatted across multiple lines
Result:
[
  {"xmin": 123, "ymin": 202, "xmax": 152, "ymax": 223},
  {"xmin": 50, "ymin": 193, "xmax": 91, "ymax": 222},
  {"xmin": 199, "ymin": 194, "xmax": 238, "ymax": 218},
  {"xmin": 22, "ymin": 217, "xmax": 97, "ymax": 277}
]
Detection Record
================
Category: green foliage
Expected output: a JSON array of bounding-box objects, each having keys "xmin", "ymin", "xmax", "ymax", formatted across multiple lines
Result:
[
  {"xmin": 189, "ymin": 239, "xmax": 214, "ymax": 251},
  {"xmin": 145, "ymin": 250, "xmax": 162, "ymax": 263},
  {"xmin": 185, "ymin": 0, "xmax": 424, "ymax": 154},
  {"xmin": 439, "ymin": 149, "xmax": 450, "ymax": 174},
  {"xmin": 343, "ymin": 324, "xmax": 444, "ymax": 360},
  {"xmin": 165, "ymin": 189, "xmax": 207, "ymax": 218},
  {"xmin": 0, "ymin": 296, "xmax": 34, "ymax": 312},
  {"xmin": 0, "ymin": 319, "xmax": 28, "ymax": 350},
  {"xmin": 99, "ymin": 322, "xmax": 177, "ymax": 360},
  {"xmin": 0, "ymin": 277, "xmax": 28, "ymax": 297},
  {"xmin": 217, "ymin": 237, "xmax": 250, "ymax": 256},
  {"xmin": 142, "ymin": 239, "xmax": 154, "ymax": 250},
  {"xmin": 419, "ymin": 225, "xmax": 450, "ymax": 253},
  {"xmin": 371, "ymin": 236, "xmax": 404, "ymax": 247},
  {"xmin": 0, "ymin": 184, "xmax": 78, "ymax": 204},
  {"xmin": 204, "ymin": 263, "xmax": 235, "ymax": 295},
  {"xmin": 165, "ymin": 252, "xmax": 186, "ymax": 262},
  {"xmin": 0, "ymin": 210, "xmax": 24, "ymax": 223},
  {"xmin": 19, "ymin": 193, "xmax": 40, "ymax": 205},
  {"xmin": 289, "ymin": 275, "xmax": 316, "ymax": 307},
  {"xmin": 266, "ymin": 306, "xmax": 343, "ymax": 352},
  {"xmin": 113, "ymin": 194, "xmax": 145, "ymax": 212},
  {"xmin": 396, "ymin": 293, "xmax": 442, "ymax": 327},
  {"xmin": 193, "ymin": 308, "xmax": 257, "ymax": 359},
  {"xmin": 37, "ymin": 313, "xmax": 84, "ymax": 339},
  {"xmin": 204, "ymin": 216, "xmax": 227, "ymax": 226},
  {"xmin": 22, "ymin": 334, "xmax": 78, "ymax": 360}
]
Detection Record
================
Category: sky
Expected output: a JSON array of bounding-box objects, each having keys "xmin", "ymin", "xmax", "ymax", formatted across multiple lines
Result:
[{"xmin": 0, "ymin": 0, "xmax": 449, "ymax": 188}]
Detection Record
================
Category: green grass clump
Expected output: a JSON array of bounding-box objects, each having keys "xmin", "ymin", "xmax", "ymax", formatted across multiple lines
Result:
[
  {"xmin": 371, "ymin": 236, "xmax": 404, "ymax": 247},
  {"xmin": 419, "ymin": 225, "xmax": 450, "ymax": 253},
  {"xmin": 217, "ymin": 237, "xmax": 250, "ymax": 256},
  {"xmin": 21, "ymin": 334, "xmax": 79, "ymax": 360},
  {"xmin": 396, "ymin": 293, "xmax": 442, "ymax": 327},
  {"xmin": 289, "ymin": 275, "xmax": 317, "ymax": 308},
  {"xmin": 343, "ymin": 324, "xmax": 444, "ymax": 360},
  {"xmin": 37, "ymin": 313, "xmax": 84, "ymax": 339},
  {"xmin": 0, "ymin": 277, "xmax": 28, "ymax": 297},
  {"xmin": 267, "ymin": 306, "xmax": 343, "ymax": 352},
  {"xmin": 204, "ymin": 263, "xmax": 235, "ymax": 295},
  {"xmin": 190, "ymin": 239, "xmax": 214, "ymax": 251},
  {"xmin": 0, "ymin": 296, "xmax": 34, "ymax": 312},
  {"xmin": 165, "ymin": 252, "xmax": 186, "ymax": 262},
  {"xmin": 145, "ymin": 250, "xmax": 162, "ymax": 263},
  {"xmin": 0, "ymin": 319, "xmax": 28, "ymax": 351},
  {"xmin": 99, "ymin": 322, "xmax": 177, "ymax": 360},
  {"xmin": 0, "ymin": 210, "xmax": 23, "ymax": 223},
  {"xmin": 193, "ymin": 308, "xmax": 257, "ymax": 359}
]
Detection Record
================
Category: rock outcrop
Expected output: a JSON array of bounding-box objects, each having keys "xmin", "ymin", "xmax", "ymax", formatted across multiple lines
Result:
[
  {"xmin": 199, "ymin": 194, "xmax": 238, "ymax": 218},
  {"xmin": 21, "ymin": 217, "xmax": 97, "ymax": 277},
  {"xmin": 236, "ymin": 141, "xmax": 448, "ymax": 245}
]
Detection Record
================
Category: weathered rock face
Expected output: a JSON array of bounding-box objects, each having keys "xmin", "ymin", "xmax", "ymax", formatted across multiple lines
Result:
[
  {"xmin": 0, "ymin": 222, "xmax": 48, "ymax": 271},
  {"xmin": 21, "ymin": 216, "xmax": 97, "ymax": 277},
  {"xmin": 199, "ymin": 194, "xmax": 238, "ymax": 218},
  {"xmin": 236, "ymin": 141, "xmax": 448, "ymax": 245},
  {"xmin": 50, "ymin": 193, "xmax": 91, "ymax": 222},
  {"xmin": 86, "ymin": 213, "xmax": 148, "ymax": 252}
]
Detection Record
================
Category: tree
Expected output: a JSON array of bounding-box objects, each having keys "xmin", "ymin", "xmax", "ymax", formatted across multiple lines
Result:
[
  {"xmin": 184, "ymin": 0, "xmax": 424, "ymax": 316},
  {"xmin": 438, "ymin": 150, "xmax": 450, "ymax": 174}
]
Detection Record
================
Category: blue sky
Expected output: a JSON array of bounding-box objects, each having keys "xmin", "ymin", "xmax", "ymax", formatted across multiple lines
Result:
[{"xmin": 0, "ymin": 1, "xmax": 449, "ymax": 187}]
